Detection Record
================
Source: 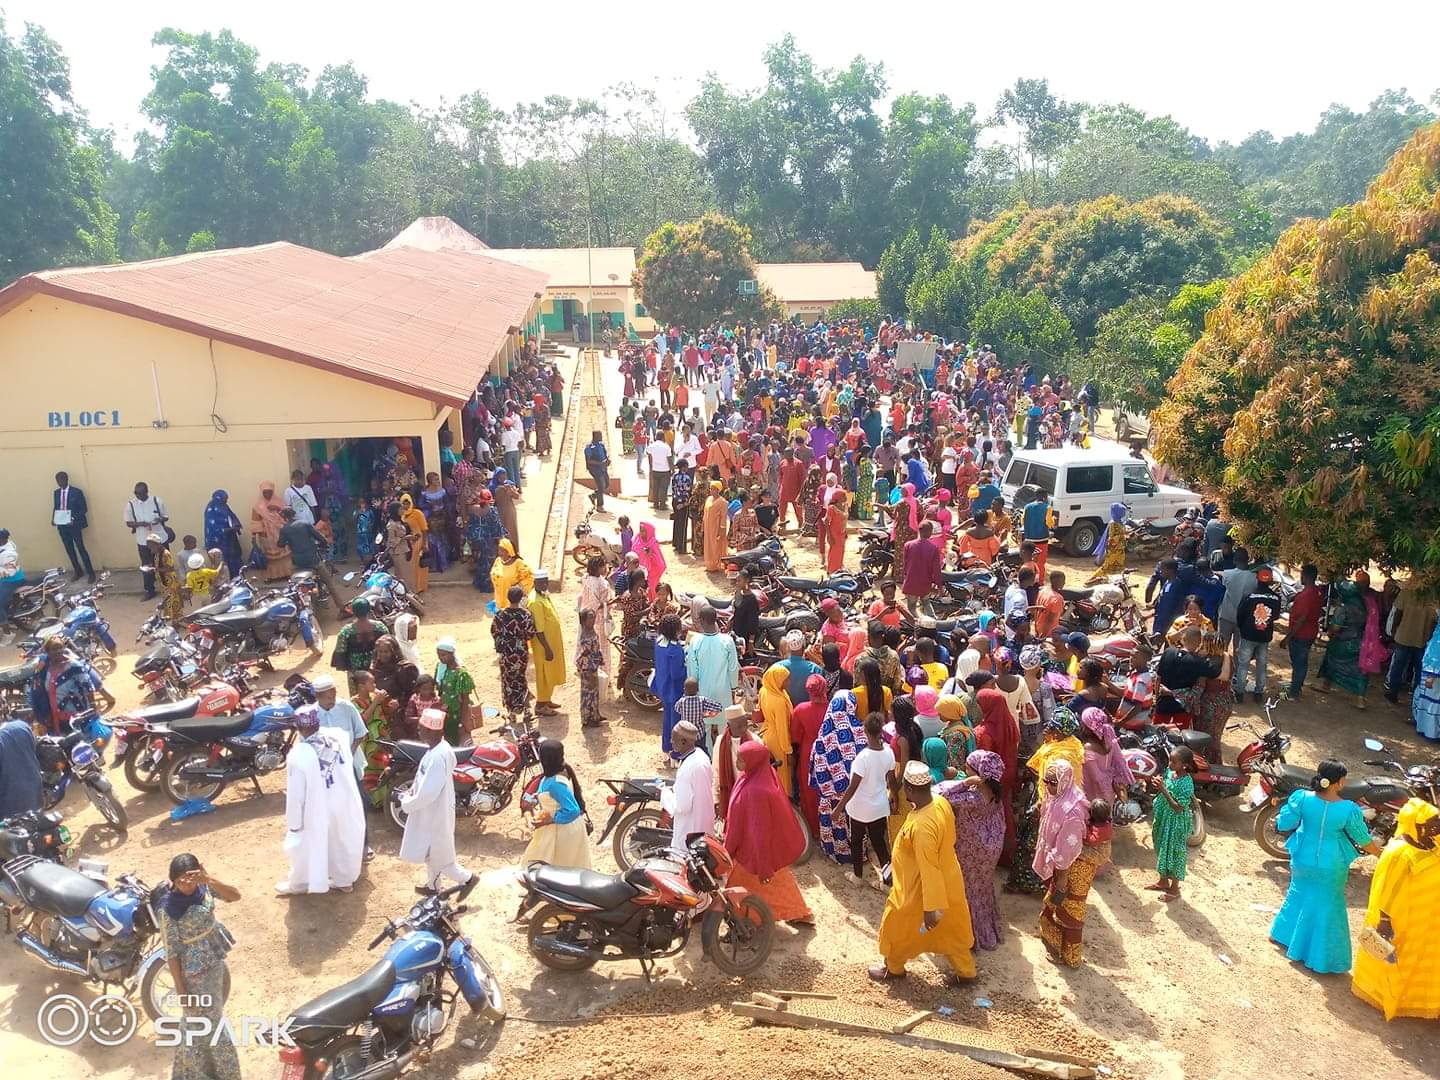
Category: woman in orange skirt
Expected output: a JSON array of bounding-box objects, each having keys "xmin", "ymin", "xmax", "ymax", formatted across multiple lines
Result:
[{"xmin": 724, "ymin": 741, "xmax": 814, "ymax": 924}]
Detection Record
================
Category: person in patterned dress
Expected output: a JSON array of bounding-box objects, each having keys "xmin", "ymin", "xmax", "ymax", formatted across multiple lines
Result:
[
  {"xmin": 940, "ymin": 749, "xmax": 1007, "ymax": 950},
  {"xmin": 491, "ymin": 585, "xmax": 539, "ymax": 716},
  {"xmin": 574, "ymin": 608, "xmax": 606, "ymax": 727},
  {"xmin": 809, "ymin": 691, "xmax": 865, "ymax": 862},
  {"xmin": 161, "ymin": 853, "xmax": 241, "ymax": 1080}
]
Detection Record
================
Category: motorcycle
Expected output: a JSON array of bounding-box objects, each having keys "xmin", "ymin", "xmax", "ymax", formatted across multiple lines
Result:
[
  {"xmin": 721, "ymin": 535, "xmax": 790, "ymax": 578},
  {"xmin": 276, "ymin": 881, "xmax": 504, "ymax": 1080},
  {"xmin": 0, "ymin": 566, "xmax": 67, "ymax": 641},
  {"xmin": 132, "ymin": 613, "xmax": 209, "ymax": 704},
  {"xmin": 18, "ymin": 575, "xmax": 117, "ymax": 674},
  {"xmin": 774, "ymin": 570, "xmax": 873, "ymax": 611},
  {"xmin": 158, "ymin": 697, "xmax": 309, "ymax": 805},
  {"xmin": 341, "ymin": 548, "xmax": 424, "ymax": 621},
  {"xmin": 858, "ymin": 528, "xmax": 894, "ymax": 578},
  {"xmin": 110, "ymin": 666, "xmax": 254, "ymax": 793},
  {"xmin": 377, "ymin": 709, "xmax": 543, "ymax": 832},
  {"xmin": 571, "ymin": 507, "xmax": 624, "ymax": 571},
  {"xmin": 0, "ymin": 856, "xmax": 184, "ymax": 1021},
  {"xmin": 37, "ymin": 711, "xmax": 126, "ymax": 832},
  {"xmin": 595, "ymin": 775, "xmax": 815, "ymax": 872},
  {"xmin": 0, "ymin": 809, "xmax": 71, "ymax": 865},
  {"xmin": 0, "ymin": 660, "xmax": 37, "ymax": 720},
  {"xmin": 1248, "ymin": 735, "xmax": 1438, "ymax": 859},
  {"xmin": 518, "ymin": 833, "xmax": 775, "ymax": 980},
  {"xmin": 188, "ymin": 578, "xmax": 323, "ymax": 673},
  {"xmin": 1059, "ymin": 575, "xmax": 1141, "ymax": 636}
]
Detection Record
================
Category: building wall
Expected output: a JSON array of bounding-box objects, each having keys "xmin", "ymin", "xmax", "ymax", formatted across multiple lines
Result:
[
  {"xmin": 0, "ymin": 296, "xmax": 449, "ymax": 571},
  {"xmin": 537, "ymin": 287, "xmax": 632, "ymax": 334}
]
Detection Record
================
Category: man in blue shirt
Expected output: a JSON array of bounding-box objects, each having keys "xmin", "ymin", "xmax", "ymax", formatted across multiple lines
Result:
[
  {"xmin": 1147, "ymin": 558, "xmax": 1196, "ymax": 637},
  {"xmin": 972, "ymin": 474, "xmax": 1002, "ymax": 514},
  {"xmin": 1189, "ymin": 558, "xmax": 1227, "ymax": 622},
  {"xmin": 904, "ymin": 453, "xmax": 930, "ymax": 495},
  {"xmin": 779, "ymin": 629, "xmax": 822, "ymax": 705},
  {"xmin": 1020, "ymin": 493, "xmax": 1051, "ymax": 575}
]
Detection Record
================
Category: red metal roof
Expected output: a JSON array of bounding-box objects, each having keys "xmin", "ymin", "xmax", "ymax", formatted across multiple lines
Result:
[{"xmin": 0, "ymin": 242, "xmax": 548, "ymax": 406}]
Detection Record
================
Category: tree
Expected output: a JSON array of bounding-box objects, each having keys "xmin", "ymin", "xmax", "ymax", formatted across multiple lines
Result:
[
  {"xmin": 0, "ymin": 17, "xmax": 116, "ymax": 283},
  {"xmin": 876, "ymin": 228, "xmax": 923, "ymax": 315},
  {"xmin": 970, "ymin": 289, "xmax": 1075, "ymax": 368},
  {"xmin": 633, "ymin": 213, "xmax": 781, "ymax": 327},
  {"xmin": 907, "ymin": 259, "xmax": 990, "ymax": 341},
  {"xmin": 884, "ymin": 93, "xmax": 979, "ymax": 241},
  {"xmin": 1155, "ymin": 122, "xmax": 1440, "ymax": 591},
  {"xmin": 824, "ymin": 297, "xmax": 882, "ymax": 323},
  {"xmin": 1081, "ymin": 281, "xmax": 1224, "ymax": 410},
  {"xmin": 993, "ymin": 78, "xmax": 1082, "ymax": 204}
]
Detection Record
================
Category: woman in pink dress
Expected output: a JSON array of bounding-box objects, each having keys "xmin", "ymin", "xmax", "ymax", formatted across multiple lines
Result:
[{"xmin": 632, "ymin": 521, "xmax": 667, "ymax": 601}]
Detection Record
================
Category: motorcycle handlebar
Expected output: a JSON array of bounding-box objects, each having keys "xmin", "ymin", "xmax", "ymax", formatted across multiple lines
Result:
[{"xmin": 366, "ymin": 920, "xmax": 395, "ymax": 950}]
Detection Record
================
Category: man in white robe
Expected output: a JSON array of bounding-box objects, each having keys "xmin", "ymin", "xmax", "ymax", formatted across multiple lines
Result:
[
  {"xmin": 399, "ymin": 708, "xmax": 475, "ymax": 897},
  {"xmin": 661, "ymin": 721, "xmax": 714, "ymax": 856},
  {"xmin": 277, "ymin": 710, "xmax": 330, "ymax": 895},
  {"xmin": 309, "ymin": 724, "xmax": 365, "ymax": 891}
]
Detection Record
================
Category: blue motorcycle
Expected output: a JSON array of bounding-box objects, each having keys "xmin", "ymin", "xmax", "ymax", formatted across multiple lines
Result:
[
  {"xmin": 188, "ymin": 578, "xmax": 323, "ymax": 674},
  {"xmin": 342, "ymin": 548, "xmax": 424, "ymax": 623},
  {"xmin": 277, "ymin": 882, "xmax": 503, "ymax": 1079},
  {"xmin": 37, "ymin": 711, "xmax": 126, "ymax": 832},
  {"xmin": 158, "ymin": 700, "xmax": 306, "ymax": 805},
  {"xmin": 20, "ymin": 575, "xmax": 117, "ymax": 674},
  {"xmin": 0, "ymin": 855, "xmax": 197, "ymax": 1020}
]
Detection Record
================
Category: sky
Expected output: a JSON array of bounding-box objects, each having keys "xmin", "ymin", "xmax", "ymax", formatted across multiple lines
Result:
[{"xmin": 7, "ymin": 0, "xmax": 1440, "ymax": 151}]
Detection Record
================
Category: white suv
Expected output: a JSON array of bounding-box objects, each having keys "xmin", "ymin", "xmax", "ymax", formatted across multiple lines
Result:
[{"xmin": 1000, "ymin": 442, "xmax": 1202, "ymax": 556}]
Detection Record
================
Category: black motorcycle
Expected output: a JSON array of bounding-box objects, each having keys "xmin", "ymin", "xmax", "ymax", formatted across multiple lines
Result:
[
  {"xmin": 37, "ymin": 716, "xmax": 127, "ymax": 833},
  {"xmin": 0, "ymin": 566, "xmax": 67, "ymax": 641},
  {"xmin": 0, "ymin": 809, "xmax": 70, "ymax": 865}
]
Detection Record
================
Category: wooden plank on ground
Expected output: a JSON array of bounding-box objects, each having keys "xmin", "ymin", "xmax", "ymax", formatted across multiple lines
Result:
[
  {"xmin": 730, "ymin": 1003, "xmax": 1094, "ymax": 1079},
  {"xmin": 1019, "ymin": 1045, "xmax": 1099, "ymax": 1068},
  {"xmin": 892, "ymin": 1010, "xmax": 932, "ymax": 1033},
  {"xmin": 769, "ymin": 989, "xmax": 838, "ymax": 1000},
  {"xmin": 750, "ymin": 992, "xmax": 788, "ymax": 1010}
]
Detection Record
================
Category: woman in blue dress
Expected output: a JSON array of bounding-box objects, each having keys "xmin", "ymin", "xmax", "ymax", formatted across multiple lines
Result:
[
  {"xmin": 653, "ymin": 613, "xmax": 688, "ymax": 761},
  {"xmin": 468, "ymin": 489, "xmax": 507, "ymax": 593},
  {"xmin": 1270, "ymin": 759, "xmax": 1383, "ymax": 973}
]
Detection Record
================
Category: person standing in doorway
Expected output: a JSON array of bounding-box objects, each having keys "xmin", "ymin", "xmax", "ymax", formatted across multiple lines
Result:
[
  {"xmin": 51, "ymin": 472, "xmax": 94, "ymax": 582},
  {"xmin": 399, "ymin": 708, "xmax": 477, "ymax": 898},
  {"xmin": 124, "ymin": 481, "xmax": 168, "ymax": 600},
  {"xmin": 285, "ymin": 469, "xmax": 318, "ymax": 525}
]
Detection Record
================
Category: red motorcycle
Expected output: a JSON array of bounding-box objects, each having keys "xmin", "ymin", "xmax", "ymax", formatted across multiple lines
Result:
[
  {"xmin": 376, "ymin": 709, "xmax": 543, "ymax": 831},
  {"xmin": 517, "ymin": 833, "xmax": 774, "ymax": 980},
  {"xmin": 109, "ymin": 666, "xmax": 254, "ymax": 793}
]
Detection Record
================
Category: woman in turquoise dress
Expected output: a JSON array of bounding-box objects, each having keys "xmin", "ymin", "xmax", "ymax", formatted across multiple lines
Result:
[
  {"xmin": 1269, "ymin": 759, "xmax": 1383, "ymax": 973},
  {"xmin": 161, "ymin": 853, "xmax": 241, "ymax": 1080}
]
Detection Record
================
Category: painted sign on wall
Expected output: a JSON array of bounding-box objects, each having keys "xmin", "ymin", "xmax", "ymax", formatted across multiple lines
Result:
[{"xmin": 48, "ymin": 410, "xmax": 121, "ymax": 428}]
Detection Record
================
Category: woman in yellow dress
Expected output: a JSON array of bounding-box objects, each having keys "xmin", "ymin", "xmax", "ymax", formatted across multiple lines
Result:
[
  {"xmin": 1085, "ymin": 502, "xmax": 1128, "ymax": 584},
  {"xmin": 755, "ymin": 663, "xmax": 795, "ymax": 798},
  {"xmin": 399, "ymin": 494, "xmax": 429, "ymax": 592},
  {"xmin": 1352, "ymin": 798, "xmax": 1440, "ymax": 1020},
  {"xmin": 869, "ymin": 759, "xmax": 975, "ymax": 983},
  {"xmin": 490, "ymin": 538, "xmax": 535, "ymax": 600}
]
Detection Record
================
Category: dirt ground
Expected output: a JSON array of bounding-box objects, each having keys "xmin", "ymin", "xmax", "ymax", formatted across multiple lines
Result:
[{"xmin": 2, "ymin": 359, "xmax": 1436, "ymax": 1079}]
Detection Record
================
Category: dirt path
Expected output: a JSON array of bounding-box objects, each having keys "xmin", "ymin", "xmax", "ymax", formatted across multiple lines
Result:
[{"xmin": 1, "ymin": 358, "xmax": 1436, "ymax": 1078}]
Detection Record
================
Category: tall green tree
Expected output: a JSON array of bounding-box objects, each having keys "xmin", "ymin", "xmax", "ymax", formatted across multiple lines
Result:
[
  {"xmin": 0, "ymin": 17, "xmax": 116, "ymax": 282},
  {"xmin": 633, "ymin": 213, "xmax": 780, "ymax": 327},
  {"xmin": 1156, "ymin": 122, "xmax": 1440, "ymax": 590},
  {"xmin": 970, "ymin": 288, "xmax": 1075, "ymax": 367},
  {"xmin": 993, "ymin": 78, "xmax": 1082, "ymax": 204}
]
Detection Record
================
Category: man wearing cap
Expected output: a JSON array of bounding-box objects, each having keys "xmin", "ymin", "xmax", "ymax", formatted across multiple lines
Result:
[
  {"xmin": 313, "ymin": 673, "xmax": 373, "ymax": 861},
  {"xmin": 528, "ymin": 571, "xmax": 566, "ymax": 715},
  {"xmin": 278, "ymin": 707, "xmax": 355, "ymax": 895},
  {"xmin": 1234, "ymin": 568, "xmax": 1280, "ymax": 704},
  {"xmin": 399, "ymin": 706, "xmax": 475, "ymax": 898},
  {"xmin": 661, "ymin": 720, "xmax": 714, "ymax": 856},
  {"xmin": 870, "ymin": 759, "xmax": 976, "ymax": 984}
]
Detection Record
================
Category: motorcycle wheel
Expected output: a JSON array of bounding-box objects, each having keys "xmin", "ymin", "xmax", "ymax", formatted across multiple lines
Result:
[
  {"xmin": 407, "ymin": 593, "xmax": 425, "ymax": 615},
  {"xmin": 308, "ymin": 1036, "xmax": 367, "ymax": 1080},
  {"xmin": 210, "ymin": 640, "xmax": 242, "ymax": 674},
  {"xmin": 623, "ymin": 667, "xmax": 661, "ymax": 711},
  {"xmin": 1253, "ymin": 802, "xmax": 1289, "ymax": 860},
  {"xmin": 1088, "ymin": 608, "xmax": 1114, "ymax": 634},
  {"xmin": 89, "ymin": 654, "xmax": 118, "ymax": 677},
  {"xmin": 527, "ymin": 903, "xmax": 600, "ymax": 971},
  {"xmin": 140, "ymin": 959, "xmax": 230, "ymax": 1022},
  {"xmin": 161, "ymin": 748, "xmax": 228, "ymax": 805},
  {"xmin": 386, "ymin": 782, "xmax": 411, "ymax": 831},
  {"xmin": 790, "ymin": 804, "xmax": 815, "ymax": 866},
  {"xmin": 572, "ymin": 541, "xmax": 603, "ymax": 571},
  {"xmin": 1187, "ymin": 801, "xmax": 1207, "ymax": 848},
  {"xmin": 703, "ymin": 894, "xmax": 775, "ymax": 977},
  {"xmin": 124, "ymin": 736, "xmax": 165, "ymax": 793},
  {"xmin": 612, "ymin": 806, "xmax": 667, "ymax": 871},
  {"xmin": 84, "ymin": 779, "xmax": 128, "ymax": 832}
]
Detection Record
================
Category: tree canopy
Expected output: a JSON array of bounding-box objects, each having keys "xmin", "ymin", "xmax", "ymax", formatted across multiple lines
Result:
[
  {"xmin": 632, "ymin": 213, "xmax": 780, "ymax": 328},
  {"xmin": 1154, "ymin": 122, "xmax": 1440, "ymax": 591}
]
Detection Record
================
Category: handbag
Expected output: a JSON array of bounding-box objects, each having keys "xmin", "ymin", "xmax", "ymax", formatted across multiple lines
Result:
[
  {"xmin": 247, "ymin": 538, "xmax": 268, "ymax": 570},
  {"xmin": 1357, "ymin": 924, "xmax": 1396, "ymax": 963}
]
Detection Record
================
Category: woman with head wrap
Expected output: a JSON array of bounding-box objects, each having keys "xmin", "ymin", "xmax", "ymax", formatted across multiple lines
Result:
[
  {"xmin": 399, "ymin": 494, "xmax": 430, "ymax": 592},
  {"xmin": 823, "ymin": 490, "xmax": 849, "ymax": 574},
  {"xmin": 800, "ymin": 464, "xmax": 824, "ymax": 533},
  {"xmin": 1034, "ymin": 759, "xmax": 1100, "ymax": 967},
  {"xmin": 468, "ymin": 489, "xmax": 507, "ymax": 593},
  {"xmin": 725, "ymin": 740, "xmax": 814, "ymax": 924},
  {"xmin": 702, "ymin": 482, "xmax": 729, "ymax": 573},
  {"xmin": 490, "ymin": 538, "xmax": 534, "ymax": 601},
  {"xmin": 203, "ymin": 490, "xmax": 244, "ymax": 578},
  {"xmin": 929, "ymin": 488, "xmax": 954, "ymax": 554},
  {"xmin": 1017, "ymin": 643, "xmax": 1056, "ymax": 754},
  {"xmin": 634, "ymin": 521, "xmax": 669, "ymax": 597},
  {"xmin": 1028, "ymin": 707, "xmax": 1086, "ymax": 796},
  {"xmin": 250, "ymin": 482, "xmax": 294, "ymax": 580},
  {"xmin": 1086, "ymin": 502, "xmax": 1129, "ymax": 583},
  {"xmin": 922, "ymin": 737, "xmax": 954, "ymax": 783},
  {"xmin": 974, "ymin": 686, "xmax": 1020, "ymax": 860},
  {"xmin": 914, "ymin": 685, "xmax": 943, "ymax": 739},
  {"xmin": 490, "ymin": 467, "xmax": 521, "ymax": 557},
  {"xmin": 891, "ymin": 482, "xmax": 921, "ymax": 579},
  {"xmin": 790, "ymin": 673, "xmax": 830, "ymax": 836},
  {"xmin": 810, "ymin": 691, "xmax": 865, "ymax": 862},
  {"xmin": 842, "ymin": 625, "xmax": 869, "ymax": 674},
  {"xmin": 938, "ymin": 749, "xmax": 1008, "ymax": 950},
  {"xmin": 1351, "ymin": 798, "xmax": 1440, "ymax": 1019},
  {"xmin": 819, "ymin": 641, "xmax": 853, "ymax": 696},
  {"xmin": 1079, "ymin": 706, "xmax": 1134, "ymax": 804},
  {"xmin": 936, "ymin": 693, "xmax": 978, "ymax": 769},
  {"xmin": 756, "ymin": 664, "xmax": 796, "ymax": 798}
]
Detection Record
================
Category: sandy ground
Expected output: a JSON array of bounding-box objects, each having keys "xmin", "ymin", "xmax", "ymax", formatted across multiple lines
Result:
[{"xmin": 2, "ymin": 354, "xmax": 1436, "ymax": 1080}]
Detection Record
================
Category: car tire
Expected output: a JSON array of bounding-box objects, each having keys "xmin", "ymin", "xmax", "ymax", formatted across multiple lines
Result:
[{"xmin": 1064, "ymin": 518, "xmax": 1103, "ymax": 557}]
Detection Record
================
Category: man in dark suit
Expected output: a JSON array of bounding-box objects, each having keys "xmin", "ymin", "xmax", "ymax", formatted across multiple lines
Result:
[{"xmin": 52, "ymin": 471, "xmax": 95, "ymax": 582}]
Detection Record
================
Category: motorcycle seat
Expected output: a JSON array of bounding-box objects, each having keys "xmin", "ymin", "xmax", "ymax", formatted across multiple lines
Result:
[
  {"xmin": 776, "ymin": 576, "xmax": 822, "ymax": 592},
  {"xmin": 9, "ymin": 860, "xmax": 105, "ymax": 918},
  {"xmin": 1343, "ymin": 778, "xmax": 1410, "ymax": 806},
  {"xmin": 0, "ymin": 662, "xmax": 38, "ymax": 689},
  {"xmin": 1279, "ymin": 763, "xmax": 1315, "ymax": 789},
  {"xmin": 1168, "ymin": 729, "xmax": 1215, "ymax": 757},
  {"xmin": 624, "ymin": 632, "xmax": 656, "ymax": 661},
  {"xmin": 289, "ymin": 570, "xmax": 316, "ymax": 584},
  {"xmin": 702, "ymin": 595, "xmax": 732, "ymax": 611},
  {"xmin": 940, "ymin": 570, "xmax": 982, "ymax": 586},
  {"xmin": 393, "ymin": 739, "xmax": 476, "ymax": 766},
  {"xmin": 195, "ymin": 610, "xmax": 268, "ymax": 630},
  {"xmin": 730, "ymin": 545, "xmax": 771, "ymax": 563},
  {"xmin": 167, "ymin": 712, "xmax": 254, "ymax": 741},
  {"xmin": 1060, "ymin": 587, "xmax": 1095, "ymax": 602},
  {"xmin": 132, "ymin": 697, "xmax": 201, "ymax": 723},
  {"xmin": 756, "ymin": 615, "xmax": 789, "ymax": 631},
  {"xmin": 860, "ymin": 528, "xmax": 890, "ymax": 542},
  {"xmin": 289, "ymin": 959, "xmax": 396, "ymax": 1043},
  {"xmin": 526, "ymin": 863, "xmax": 637, "ymax": 909}
]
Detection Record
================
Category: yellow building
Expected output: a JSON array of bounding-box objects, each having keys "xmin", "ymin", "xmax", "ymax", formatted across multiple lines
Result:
[
  {"xmin": 755, "ymin": 262, "xmax": 877, "ymax": 320},
  {"xmin": 0, "ymin": 242, "xmax": 547, "ymax": 572},
  {"xmin": 482, "ymin": 246, "xmax": 649, "ymax": 340}
]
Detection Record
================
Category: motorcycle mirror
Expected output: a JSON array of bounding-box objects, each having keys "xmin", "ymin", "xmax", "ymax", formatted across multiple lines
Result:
[
  {"xmin": 344, "ymin": 572, "xmax": 356, "ymax": 582},
  {"xmin": 1362, "ymin": 737, "xmax": 1385, "ymax": 752},
  {"xmin": 374, "ymin": 532, "xmax": 385, "ymax": 546}
]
